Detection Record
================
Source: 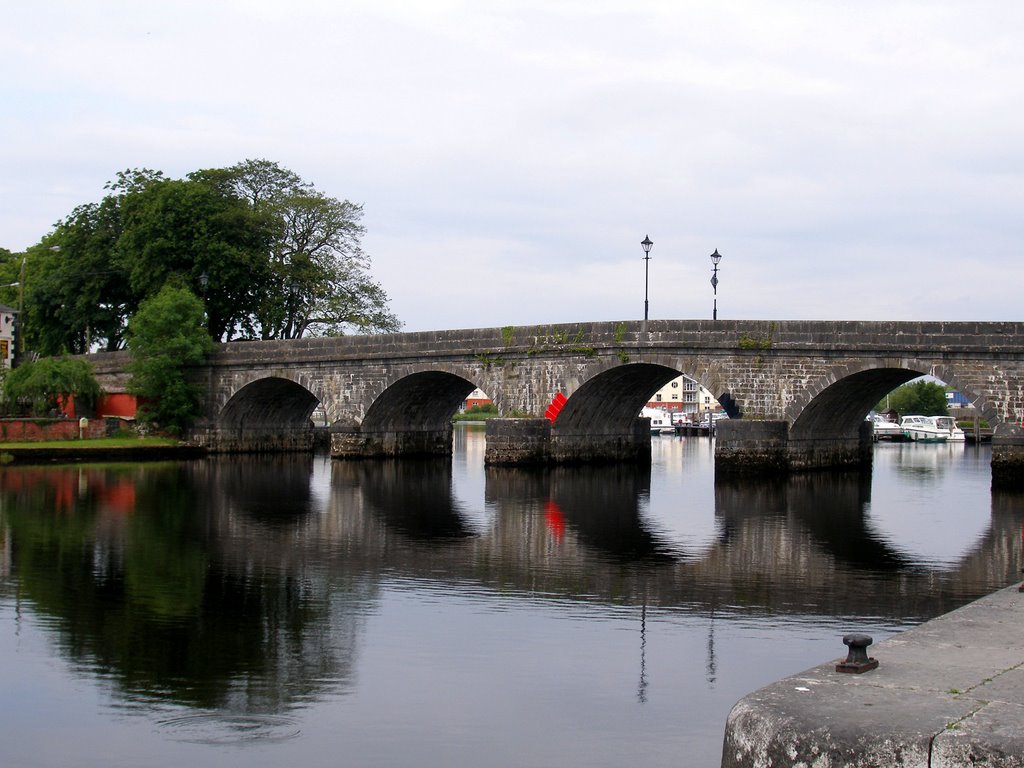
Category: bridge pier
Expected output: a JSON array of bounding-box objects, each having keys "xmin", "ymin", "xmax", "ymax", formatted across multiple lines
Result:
[
  {"xmin": 483, "ymin": 418, "xmax": 652, "ymax": 465},
  {"xmin": 191, "ymin": 425, "xmax": 316, "ymax": 453},
  {"xmin": 330, "ymin": 425, "xmax": 454, "ymax": 459},
  {"xmin": 992, "ymin": 423, "xmax": 1024, "ymax": 490},
  {"xmin": 715, "ymin": 420, "xmax": 873, "ymax": 474},
  {"xmin": 484, "ymin": 419, "xmax": 551, "ymax": 464}
]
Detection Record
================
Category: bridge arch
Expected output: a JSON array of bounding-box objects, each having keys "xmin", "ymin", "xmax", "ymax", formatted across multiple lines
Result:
[
  {"xmin": 330, "ymin": 364, "xmax": 483, "ymax": 459},
  {"xmin": 362, "ymin": 369, "xmax": 479, "ymax": 433},
  {"xmin": 213, "ymin": 375, "xmax": 324, "ymax": 452},
  {"xmin": 556, "ymin": 362, "xmax": 683, "ymax": 434},
  {"xmin": 786, "ymin": 359, "xmax": 1001, "ymax": 442},
  {"xmin": 556, "ymin": 355, "xmax": 739, "ymax": 431}
]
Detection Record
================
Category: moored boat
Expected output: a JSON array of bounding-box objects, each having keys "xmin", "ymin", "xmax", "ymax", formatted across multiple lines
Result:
[
  {"xmin": 933, "ymin": 415, "xmax": 966, "ymax": 442},
  {"xmin": 900, "ymin": 415, "xmax": 956, "ymax": 443},
  {"xmin": 641, "ymin": 407, "xmax": 675, "ymax": 434},
  {"xmin": 868, "ymin": 414, "xmax": 904, "ymax": 441}
]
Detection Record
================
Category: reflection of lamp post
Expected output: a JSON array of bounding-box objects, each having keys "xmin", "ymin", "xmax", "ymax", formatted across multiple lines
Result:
[
  {"xmin": 709, "ymin": 248, "xmax": 722, "ymax": 321},
  {"xmin": 641, "ymin": 235, "xmax": 653, "ymax": 326}
]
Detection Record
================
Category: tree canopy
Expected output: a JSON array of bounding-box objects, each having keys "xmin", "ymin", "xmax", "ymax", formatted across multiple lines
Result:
[
  {"xmin": 6, "ymin": 160, "xmax": 400, "ymax": 356},
  {"xmin": 876, "ymin": 379, "xmax": 949, "ymax": 417}
]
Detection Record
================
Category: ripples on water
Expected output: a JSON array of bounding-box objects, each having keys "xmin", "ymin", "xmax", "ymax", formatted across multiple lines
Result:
[{"xmin": 0, "ymin": 429, "xmax": 1020, "ymax": 767}]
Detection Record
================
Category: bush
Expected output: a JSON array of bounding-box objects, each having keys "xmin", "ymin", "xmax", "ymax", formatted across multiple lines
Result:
[{"xmin": 126, "ymin": 284, "xmax": 214, "ymax": 434}]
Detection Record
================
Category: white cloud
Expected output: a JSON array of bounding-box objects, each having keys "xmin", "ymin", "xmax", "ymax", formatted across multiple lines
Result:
[{"xmin": 3, "ymin": 0, "xmax": 1023, "ymax": 327}]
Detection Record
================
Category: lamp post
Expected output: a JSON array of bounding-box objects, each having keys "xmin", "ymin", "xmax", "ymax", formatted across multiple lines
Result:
[
  {"xmin": 17, "ymin": 253, "xmax": 29, "ymax": 355},
  {"xmin": 709, "ymin": 248, "xmax": 722, "ymax": 321},
  {"xmin": 641, "ymin": 235, "xmax": 653, "ymax": 326}
]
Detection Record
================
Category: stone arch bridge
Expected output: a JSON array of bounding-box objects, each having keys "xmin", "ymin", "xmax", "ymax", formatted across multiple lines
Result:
[{"xmin": 87, "ymin": 319, "xmax": 1024, "ymax": 486}]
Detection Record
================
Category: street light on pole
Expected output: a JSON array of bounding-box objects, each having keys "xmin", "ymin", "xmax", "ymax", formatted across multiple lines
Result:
[
  {"xmin": 641, "ymin": 235, "xmax": 653, "ymax": 326},
  {"xmin": 709, "ymin": 248, "xmax": 722, "ymax": 321}
]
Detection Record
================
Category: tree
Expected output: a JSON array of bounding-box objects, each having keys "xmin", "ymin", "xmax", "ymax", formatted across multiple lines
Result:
[
  {"xmin": 20, "ymin": 170, "xmax": 169, "ymax": 356},
  {"xmin": 117, "ymin": 176, "xmax": 276, "ymax": 342},
  {"xmin": 126, "ymin": 284, "xmax": 214, "ymax": 434},
  {"xmin": 877, "ymin": 380, "xmax": 949, "ymax": 416},
  {"xmin": 3, "ymin": 355, "xmax": 101, "ymax": 416},
  {"xmin": 191, "ymin": 159, "xmax": 400, "ymax": 338},
  {"xmin": 19, "ymin": 160, "xmax": 400, "ymax": 350}
]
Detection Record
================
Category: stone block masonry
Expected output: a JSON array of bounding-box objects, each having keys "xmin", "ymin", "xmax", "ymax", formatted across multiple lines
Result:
[{"xmin": 83, "ymin": 320, "xmax": 1024, "ymax": 485}]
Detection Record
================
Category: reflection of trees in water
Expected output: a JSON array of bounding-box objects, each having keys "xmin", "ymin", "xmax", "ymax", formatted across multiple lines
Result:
[
  {"xmin": 1, "ymin": 456, "xmax": 1021, "ymax": 714},
  {"xmin": 0, "ymin": 462, "xmax": 367, "ymax": 713}
]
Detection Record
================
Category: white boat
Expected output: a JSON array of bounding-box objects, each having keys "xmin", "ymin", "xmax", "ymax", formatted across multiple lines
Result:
[
  {"xmin": 868, "ymin": 414, "xmax": 904, "ymax": 441},
  {"xmin": 900, "ymin": 415, "xmax": 960, "ymax": 443},
  {"xmin": 933, "ymin": 415, "xmax": 966, "ymax": 442},
  {"xmin": 641, "ymin": 407, "xmax": 676, "ymax": 434}
]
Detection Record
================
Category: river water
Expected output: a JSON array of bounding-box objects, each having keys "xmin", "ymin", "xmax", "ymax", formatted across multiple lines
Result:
[{"xmin": 1, "ymin": 426, "xmax": 1021, "ymax": 767}]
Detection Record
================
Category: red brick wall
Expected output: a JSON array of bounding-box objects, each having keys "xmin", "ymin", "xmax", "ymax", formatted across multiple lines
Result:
[
  {"xmin": 62, "ymin": 393, "xmax": 138, "ymax": 419},
  {"xmin": 0, "ymin": 418, "xmax": 110, "ymax": 442}
]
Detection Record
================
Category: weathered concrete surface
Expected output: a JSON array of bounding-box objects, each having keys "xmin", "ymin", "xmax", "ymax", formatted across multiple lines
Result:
[{"xmin": 721, "ymin": 584, "xmax": 1024, "ymax": 767}]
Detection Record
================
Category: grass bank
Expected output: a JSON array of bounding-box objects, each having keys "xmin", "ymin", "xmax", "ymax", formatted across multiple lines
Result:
[
  {"xmin": 0, "ymin": 436, "xmax": 202, "ymax": 465},
  {"xmin": 0, "ymin": 436, "xmax": 181, "ymax": 450}
]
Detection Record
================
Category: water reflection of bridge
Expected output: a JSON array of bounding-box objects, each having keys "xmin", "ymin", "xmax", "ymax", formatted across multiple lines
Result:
[
  {"xmin": 3, "ymin": 454, "xmax": 1020, "ymax": 717},
  {"xmin": 212, "ymin": 455, "xmax": 1023, "ymax": 623}
]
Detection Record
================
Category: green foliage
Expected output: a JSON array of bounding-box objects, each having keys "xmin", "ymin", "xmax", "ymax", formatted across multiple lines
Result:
[
  {"xmin": 19, "ymin": 159, "xmax": 400, "ymax": 354},
  {"xmin": 877, "ymin": 380, "xmax": 949, "ymax": 416},
  {"xmin": 527, "ymin": 325, "xmax": 592, "ymax": 357},
  {"xmin": 452, "ymin": 403, "xmax": 499, "ymax": 422},
  {"xmin": 190, "ymin": 159, "xmax": 400, "ymax": 338},
  {"xmin": 126, "ymin": 284, "xmax": 214, "ymax": 434},
  {"xmin": 22, "ymin": 170, "xmax": 166, "ymax": 354},
  {"xmin": 738, "ymin": 333, "xmax": 772, "ymax": 351},
  {"xmin": 3, "ymin": 355, "xmax": 101, "ymax": 415},
  {"xmin": 117, "ymin": 176, "xmax": 276, "ymax": 342},
  {"xmin": 501, "ymin": 326, "xmax": 515, "ymax": 346},
  {"xmin": 474, "ymin": 351, "xmax": 505, "ymax": 368}
]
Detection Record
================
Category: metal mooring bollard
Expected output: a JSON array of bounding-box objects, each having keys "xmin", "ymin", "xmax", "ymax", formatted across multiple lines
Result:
[{"xmin": 836, "ymin": 633, "xmax": 879, "ymax": 674}]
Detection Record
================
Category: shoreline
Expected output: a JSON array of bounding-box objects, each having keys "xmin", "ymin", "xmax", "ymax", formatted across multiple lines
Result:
[
  {"xmin": 0, "ymin": 442, "xmax": 207, "ymax": 464},
  {"xmin": 721, "ymin": 583, "xmax": 1024, "ymax": 767}
]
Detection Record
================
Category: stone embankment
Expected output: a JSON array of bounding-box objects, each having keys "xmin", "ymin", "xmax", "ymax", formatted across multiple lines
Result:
[{"xmin": 722, "ymin": 584, "xmax": 1024, "ymax": 767}]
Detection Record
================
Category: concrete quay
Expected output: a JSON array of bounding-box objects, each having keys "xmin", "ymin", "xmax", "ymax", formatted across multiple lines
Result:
[{"xmin": 721, "ymin": 584, "xmax": 1024, "ymax": 767}]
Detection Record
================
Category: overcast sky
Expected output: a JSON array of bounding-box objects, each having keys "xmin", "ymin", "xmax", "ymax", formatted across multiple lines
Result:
[{"xmin": 3, "ymin": 1, "xmax": 1022, "ymax": 332}]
